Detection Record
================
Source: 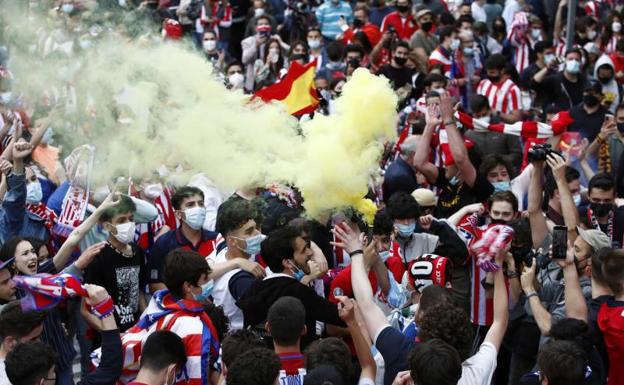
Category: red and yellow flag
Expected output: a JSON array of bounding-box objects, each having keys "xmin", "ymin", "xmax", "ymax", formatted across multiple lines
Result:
[{"xmin": 253, "ymin": 60, "xmax": 319, "ymax": 116}]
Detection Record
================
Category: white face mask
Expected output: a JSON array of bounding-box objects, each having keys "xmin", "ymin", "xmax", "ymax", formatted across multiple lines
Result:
[
  {"xmin": 432, "ymin": 87, "xmax": 446, "ymax": 96},
  {"xmin": 544, "ymin": 53, "xmax": 555, "ymax": 65},
  {"xmin": 587, "ymin": 29, "xmax": 597, "ymax": 40},
  {"xmin": 531, "ymin": 28, "xmax": 541, "ymax": 39},
  {"xmin": 112, "ymin": 221, "xmax": 136, "ymax": 245},
  {"xmin": 450, "ymin": 38, "xmax": 460, "ymax": 51},
  {"xmin": 183, "ymin": 207, "xmax": 206, "ymax": 230},
  {"xmin": 203, "ymin": 40, "xmax": 217, "ymax": 52},
  {"xmin": 269, "ymin": 48, "xmax": 279, "ymax": 63},
  {"xmin": 613, "ymin": 21, "xmax": 622, "ymax": 33},
  {"xmin": 143, "ymin": 183, "xmax": 164, "ymax": 199},
  {"xmin": 61, "ymin": 3, "xmax": 74, "ymax": 13},
  {"xmin": 308, "ymin": 39, "xmax": 321, "ymax": 49},
  {"xmin": 228, "ymin": 73, "xmax": 245, "ymax": 88},
  {"xmin": 26, "ymin": 182, "xmax": 43, "ymax": 204},
  {"xmin": 254, "ymin": 8, "xmax": 265, "ymax": 17},
  {"xmin": 565, "ymin": 59, "xmax": 581, "ymax": 74}
]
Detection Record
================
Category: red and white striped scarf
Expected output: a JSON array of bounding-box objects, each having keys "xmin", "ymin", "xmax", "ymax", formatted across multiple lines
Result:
[
  {"xmin": 455, "ymin": 110, "xmax": 574, "ymax": 139},
  {"xmin": 25, "ymin": 202, "xmax": 58, "ymax": 231}
]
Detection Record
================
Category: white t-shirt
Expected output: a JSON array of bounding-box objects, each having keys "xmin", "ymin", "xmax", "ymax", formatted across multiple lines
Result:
[
  {"xmin": 208, "ymin": 247, "xmax": 245, "ymax": 330},
  {"xmin": 457, "ymin": 342, "xmax": 498, "ymax": 385},
  {"xmin": 0, "ymin": 358, "xmax": 9, "ymax": 385}
]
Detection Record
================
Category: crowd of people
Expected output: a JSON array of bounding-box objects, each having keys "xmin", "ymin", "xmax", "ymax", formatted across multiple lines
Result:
[{"xmin": 0, "ymin": 0, "xmax": 623, "ymax": 385}]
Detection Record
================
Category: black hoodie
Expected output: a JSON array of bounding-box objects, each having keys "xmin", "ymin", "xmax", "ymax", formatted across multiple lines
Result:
[{"xmin": 237, "ymin": 275, "xmax": 346, "ymax": 347}]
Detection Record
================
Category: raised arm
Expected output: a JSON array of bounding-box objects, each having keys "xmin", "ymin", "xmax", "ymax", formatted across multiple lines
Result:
[
  {"xmin": 440, "ymin": 94, "xmax": 477, "ymax": 186},
  {"xmin": 546, "ymin": 154, "xmax": 579, "ymax": 242},
  {"xmin": 336, "ymin": 297, "xmax": 376, "ymax": 382},
  {"xmin": 413, "ymin": 105, "xmax": 440, "ymax": 183},
  {"xmin": 484, "ymin": 246, "xmax": 510, "ymax": 349},
  {"xmin": 521, "ymin": 259, "xmax": 552, "ymax": 335},
  {"xmin": 560, "ymin": 242, "xmax": 588, "ymax": 322},
  {"xmin": 528, "ymin": 161, "xmax": 549, "ymax": 248},
  {"xmin": 332, "ymin": 224, "xmax": 389, "ymax": 339}
]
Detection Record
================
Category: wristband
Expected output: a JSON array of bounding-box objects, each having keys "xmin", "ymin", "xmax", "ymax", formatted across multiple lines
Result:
[
  {"xmin": 89, "ymin": 296, "xmax": 114, "ymax": 319},
  {"xmin": 526, "ymin": 292, "xmax": 539, "ymax": 300},
  {"xmin": 505, "ymin": 270, "xmax": 519, "ymax": 278},
  {"xmin": 349, "ymin": 249, "xmax": 364, "ymax": 257}
]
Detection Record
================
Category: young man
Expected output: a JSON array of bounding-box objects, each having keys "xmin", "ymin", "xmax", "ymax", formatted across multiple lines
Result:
[
  {"xmin": 227, "ymin": 348, "xmax": 281, "ymax": 385},
  {"xmin": 148, "ymin": 186, "xmax": 219, "ymax": 292},
  {"xmin": 106, "ymin": 249, "xmax": 221, "ymax": 385},
  {"xmin": 410, "ymin": 6, "xmax": 438, "ymax": 64},
  {"xmin": 568, "ymin": 81, "xmax": 609, "ymax": 142},
  {"xmin": 238, "ymin": 225, "xmax": 346, "ymax": 348},
  {"xmin": 377, "ymin": 41, "xmax": 413, "ymax": 90},
  {"xmin": 128, "ymin": 331, "xmax": 187, "ymax": 385},
  {"xmin": 0, "ymin": 302, "xmax": 46, "ymax": 384},
  {"xmin": 428, "ymin": 26, "xmax": 459, "ymax": 78},
  {"xmin": 267, "ymin": 296, "xmax": 307, "ymax": 384},
  {"xmin": 220, "ymin": 329, "xmax": 265, "ymax": 384},
  {"xmin": 380, "ymin": 0, "xmax": 416, "ymax": 41},
  {"xmin": 333, "ymin": 220, "xmax": 508, "ymax": 385},
  {"xmin": 84, "ymin": 195, "xmax": 147, "ymax": 332},
  {"xmin": 476, "ymin": 53, "xmax": 523, "ymax": 123},
  {"xmin": 580, "ymin": 173, "xmax": 624, "ymax": 248},
  {"xmin": 209, "ymin": 199, "xmax": 266, "ymax": 330},
  {"xmin": 6, "ymin": 284, "xmax": 122, "ymax": 385},
  {"xmin": 534, "ymin": 340, "xmax": 588, "ymax": 385}
]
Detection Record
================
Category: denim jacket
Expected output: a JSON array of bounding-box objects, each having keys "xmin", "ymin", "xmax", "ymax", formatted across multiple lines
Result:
[{"xmin": 0, "ymin": 172, "xmax": 48, "ymax": 245}]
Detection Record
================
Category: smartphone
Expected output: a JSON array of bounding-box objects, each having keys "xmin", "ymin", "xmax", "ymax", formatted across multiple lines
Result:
[{"xmin": 552, "ymin": 226, "xmax": 568, "ymax": 260}]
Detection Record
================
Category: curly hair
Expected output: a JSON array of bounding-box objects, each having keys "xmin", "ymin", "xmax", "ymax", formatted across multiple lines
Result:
[{"xmin": 418, "ymin": 303, "xmax": 474, "ymax": 361}]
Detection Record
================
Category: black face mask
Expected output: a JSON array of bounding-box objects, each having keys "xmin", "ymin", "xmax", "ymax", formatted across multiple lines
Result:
[
  {"xmin": 583, "ymin": 94, "xmax": 600, "ymax": 107},
  {"xmin": 397, "ymin": 4, "xmax": 409, "ymax": 13},
  {"xmin": 421, "ymin": 21, "xmax": 433, "ymax": 32},
  {"xmin": 348, "ymin": 58, "xmax": 361, "ymax": 68},
  {"xmin": 353, "ymin": 18, "xmax": 364, "ymax": 28},
  {"xmin": 394, "ymin": 56, "xmax": 407, "ymax": 66},
  {"xmin": 599, "ymin": 76, "xmax": 612, "ymax": 84},
  {"xmin": 590, "ymin": 202, "xmax": 613, "ymax": 217},
  {"xmin": 617, "ymin": 122, "xmax": 624, "ymax": 132},
  {"xmin": 488, "ymin": 74, "xmax": 500, "ymax": 83},
  {"xmin": 490, "ymin": 218, "xmax": 508, "ymax": 225}
]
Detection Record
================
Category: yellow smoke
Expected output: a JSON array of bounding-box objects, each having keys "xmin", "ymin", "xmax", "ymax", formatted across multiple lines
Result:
[{"xmin": 2, "ymin": 5, "xmax": 397, "ymax": 220}]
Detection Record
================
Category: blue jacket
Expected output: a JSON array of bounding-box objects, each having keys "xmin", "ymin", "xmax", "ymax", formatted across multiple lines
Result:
[{"xmin": 0, "ymin": 173, "xmax": 48, "ymax": 245}]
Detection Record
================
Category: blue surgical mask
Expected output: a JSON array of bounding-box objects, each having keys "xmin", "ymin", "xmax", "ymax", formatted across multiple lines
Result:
[
  {"xmin": 565, "ymin": 59, "xmax": 580, "ymax": 74},
  {"xmin": 492, "ymin": 181, "xmax": 511, "ymax": 192},
  {"xmin": 192, "ymin": 280, "xmax": 214, "ymax": 302},
  {"xmin": 290, "ymin": 261, "xmax": 305, "ymax": 281},
  {"xmin": 183, "ymin": 207, "xmax": 206, "ymax": 230},
  {"xmin": 573, "ymin": 193, "xmax": 581, "ymax": 206},
  {"xmin": 236, "ymin": 233, "xmax": 266, "ymax": 255},
  {"xmin": 386, "ymin": 271, "xmax": 409, "ymax": 309},
  {"xmin": 462, "ymin": 47, "xmax": 474, "ymax": 56},
  {"xmin": 26, "ymin": 182, "xmax": 43, "ymax": 204},
  {"xmin": 396, "ymin": 223, "xmax": 415, "ymax": 238},
  {"xmin": 379, "ymin": 250, "xmax": 392, "ymax": 262}
]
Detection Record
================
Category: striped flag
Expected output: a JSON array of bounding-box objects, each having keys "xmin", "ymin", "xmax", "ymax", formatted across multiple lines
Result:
[
  {"xmin": 254, "ymin": 60, "xmax": 319, "ymax": 116},
  {"xmin": 455, "ymin": 111, "xmax": 574, "ymax": 139},
  {"xmin": 13, "ymin": 273, "xmax": 88, "ymax": 311}
]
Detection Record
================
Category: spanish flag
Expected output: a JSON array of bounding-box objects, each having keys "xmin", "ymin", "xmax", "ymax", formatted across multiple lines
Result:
[{"xmin": 254, "ymin": 60, "xmax": 319, "ymax": 116}]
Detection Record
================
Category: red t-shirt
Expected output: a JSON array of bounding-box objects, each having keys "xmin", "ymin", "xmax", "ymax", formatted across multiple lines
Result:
[
  {"xmin": 278, "ymin": 352, "xmax": 306, "ymax": 384},
  {"xmin": 598, "ymin": 299, "xmax": 624, "ymax": 385}
]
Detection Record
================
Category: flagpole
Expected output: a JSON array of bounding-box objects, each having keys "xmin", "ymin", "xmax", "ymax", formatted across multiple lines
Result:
[{"xmin": 565, "ymin": 0, "xmax": 577, "ymax": 52}]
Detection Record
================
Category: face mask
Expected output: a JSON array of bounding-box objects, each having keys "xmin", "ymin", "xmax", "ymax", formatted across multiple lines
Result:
[
  {"xmin": 432, "ymin": 87, "xmax": 446, "ymax": 96},
  {"xmin": 531, "ymin": 28, "xmax": 541, "ymax": 39},
  {"xmin": 254, "ymin": 8, "xmax": 265, "ymax": 17},
  {"xmin": 183, "ymin": 207, "xmax": 206, "ymax": 230},
  {"xmin": 492, "ymin": 181, "xmax": 511, "ymax": 192},
  {"xmin": 41, "ymin": 127, "xmax": 54, "ymax": 145},
  {"xmin": 112, "ymin": 221, "xmax": 136, "ymax": 245},
  {"xmin": 488, "ymin": 74, "xmax": 501, "ymax": 83},
  {"xmin": 617, "ymin": 122, "xmax": 624, "ymax": 132},
  {"xmin": 396, "ymin": 222, "xmax": 416, "ymax": 238},
  {"xmin": 590, "ymin": 202, "xmax": 613, "ymax": 217},
  {"xmin": 450, "ymin": 38, "xmax": 460, "ymax": 51},
  {"xmin": 0, "ymin": 92, "xmax": 12, "ymax": 105},
  {"xmin": 599, "ymin": 75, "xmax": 612, "ymax": 84},
  {"xmin": 613, "ymin": 22, "xmax": 622, "ymax": 33},
  {"xmin": 573, "ymin": 194, "xmax": 582, "ymax": 206},
  {"xmin": 396, "ymin": 4, "xmax": 409, "ymax": 13},
  {"xmin": 26, "ymin": 182, "xmax": 43, "ymax": 204},
  {"xmin": 269, "ymin": 49, "xmax": 280, "ymax": 63},
  {"xmin": 228, "ymin": 73, "xmax": 245, "ymax": 88},
  {"xmin": 421, "ymin": 21, "xmax": 433, "ymax": 32},
  {"xmin": 463, "ymin": 47, "xmax": 474, "ymax": 56},
  {"xmin": 353, "ymin": 18, "xmax": 364, "ymax": 29},
  {"xmin": 143, "ymin": 183, "xmax": 164, "ymax": 199},
  {"xmin": 583, "ymin": 94, "xmax": 600, "ymax": 107},
  {"xmin": 587, "ymin": 29, "xmax": 597, "ymax": 40},
  {"xmin": 236, "ymin": 233, "xmax": 266, "ymax": 255},
  {"xmin": 308, "ymin": 39, "xmax": 321, "ymax": 49},
  {"xmin": 61, "ymin": 3, "xmax": 74, "ymax": 13},
  {"xmin": 565, "ymin": 59, "xmax": 581, "ymax": 74},
  {"xmin": 394, "ymin": 56, "xmax": 407, "ymax": 66},
  {"xmin": 379, "ymin": 250, "xmax": 392, "ymax": 262},
  {"xmin": 290, "ymin": 261, "xmax": 306, "ymax": 281},
  {"xmin": 192, "ymin": 280, "xmax": 214, "ymax": 302},
  {"xmin": 203, "ymin": 40, "xmax": 217, "ymax": 52},
  {"xmin": 490, "ymin": 218, "xmax": 508, "ymax": 225}
]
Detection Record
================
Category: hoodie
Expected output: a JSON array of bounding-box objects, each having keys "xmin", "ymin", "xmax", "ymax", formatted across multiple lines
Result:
[
  {"xmin": 594, "ymin": 54, "xmax": 622, "ymax": 114},
  {"xmin": 237, "ymin": 273, "xmax": 346, "ymax": 348}
]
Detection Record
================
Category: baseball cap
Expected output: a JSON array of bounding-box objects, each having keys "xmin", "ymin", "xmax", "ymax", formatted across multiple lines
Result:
[
  {"xmin": 576, "ymin": 226, "xmax": 612, "ymax": 252},
  {"xmin": 411, "ymin": 188, "xmax": 437, "ymax": 207},
  {"xmin": 415, "ymin": 5, "xmax": 432, "ymax": 19},
  {"xmin": 0, "ymin": 257, "xmax": 14, "ymax": 272}
]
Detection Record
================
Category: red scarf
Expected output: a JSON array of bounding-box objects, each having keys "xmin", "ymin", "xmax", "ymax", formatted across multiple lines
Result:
[{"xmin": 25, "ymin": 202, "xmax": 58, "ymax": 230}]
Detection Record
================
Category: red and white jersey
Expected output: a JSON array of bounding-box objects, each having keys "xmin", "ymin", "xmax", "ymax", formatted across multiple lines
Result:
[
  {"xmin": 506, "ymin": 14, "xmax": 534, "ymax": 74},
  {"xmin": 155, "ymin": 187, "xmax": 177, "ymax": 230},
  {"xmin": 554, "ymin": 37, "xmax": 580, "ymax": 58},
  {"xmin": 457, "ymin": 213, "xmax": 494, "ymax": 326},
  {"xmin": 604, "ymin": 35, "xmax": 618, "ymax": 55},
  {"xmin": 476, "ymin": 78, "xmax": 521, "ymax": 114},
  {"xmin": 428, "ymin": 47, "xmax": 453, "ymax": 78},
  {"xmin": 135, "ymin": 204, "xmax": 167, "ymax": 251}
]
